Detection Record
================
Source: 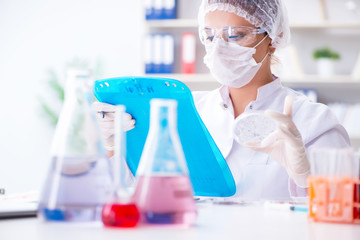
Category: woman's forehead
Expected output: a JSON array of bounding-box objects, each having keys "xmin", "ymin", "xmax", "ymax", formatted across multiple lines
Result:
[{"xmin": 204, "ymin": 10, "xmax": 254, "ymax": 28}]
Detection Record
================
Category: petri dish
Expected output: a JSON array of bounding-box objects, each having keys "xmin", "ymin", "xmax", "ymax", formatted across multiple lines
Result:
[{"xmin": 233, "ymin": 111, "xmax": 277, "ymax": 145}]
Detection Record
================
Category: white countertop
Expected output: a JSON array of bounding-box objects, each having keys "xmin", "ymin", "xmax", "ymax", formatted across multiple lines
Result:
[{"xmin": 1, "ymin": 202, "xmax": 359, "ymax": 240}]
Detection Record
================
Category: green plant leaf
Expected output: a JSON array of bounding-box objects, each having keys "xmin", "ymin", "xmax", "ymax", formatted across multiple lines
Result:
[
  {"xmin": 313, "ymin": 47, "xmax": 340, "ymax": 60},
  {"xmin": 46, "ymin": 69, "xmax": 64, "ymax": 102},
  {"xmin": 38, "ymin": 98, "xmax": 59, "ymax": 126}
]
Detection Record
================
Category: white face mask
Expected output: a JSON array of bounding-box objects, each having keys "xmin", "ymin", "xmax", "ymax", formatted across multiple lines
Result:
[{"xmin": 203, "ymin": 35, "xmax": 269, "ymax": 88}]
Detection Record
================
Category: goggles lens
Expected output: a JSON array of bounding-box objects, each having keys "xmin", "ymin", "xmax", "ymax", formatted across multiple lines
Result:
[{"xmin": 199, "ymin": 26, "xmax": 266, "ymax": 46}]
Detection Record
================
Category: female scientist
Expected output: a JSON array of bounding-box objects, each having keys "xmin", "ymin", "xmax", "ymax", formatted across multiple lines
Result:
[{"xmin": 94, "ymin": 0, "xmax": 350, "ymax": 200}]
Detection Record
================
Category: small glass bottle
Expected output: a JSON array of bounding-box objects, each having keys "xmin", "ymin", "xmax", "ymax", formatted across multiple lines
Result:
[
  {"xmin": 101, "ymin": 105, "xmax": 140, "ymax": 228},
  {"xmin": 38, "ymin": 69, "xmax": 113, "ymax": 222},
  {"xmin": 133, "ymin": 99, "xmax": 197, "ymax": 226}
]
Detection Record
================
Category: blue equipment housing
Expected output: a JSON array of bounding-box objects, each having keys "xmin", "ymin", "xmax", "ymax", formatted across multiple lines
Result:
[{"xmin": 93, "ymin": 76, "xmax": 235, "ymax": 197}]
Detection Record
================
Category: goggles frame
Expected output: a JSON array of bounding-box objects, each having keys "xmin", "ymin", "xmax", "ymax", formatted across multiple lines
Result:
[{"xmin": 199, "ymin": 26, "xmax": 267, "ymax": 46}]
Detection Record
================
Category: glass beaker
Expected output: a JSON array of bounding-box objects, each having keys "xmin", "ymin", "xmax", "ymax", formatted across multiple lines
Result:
[
  {"xmin": 133, "ymin": 99, "xmax": 197, "ymax": 226},
  {"xmin": 38, "ymin": 68, "xmax": 113, "ymax": 222},
  {"xmin": 101, "ymin": 105, "xmax": 140, "ymax": 228}
]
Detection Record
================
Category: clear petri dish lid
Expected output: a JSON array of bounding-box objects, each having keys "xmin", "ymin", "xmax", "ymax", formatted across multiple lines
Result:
[{"xmin": 233, "ymin": 111, "xmax": 278, "ymax": 145}]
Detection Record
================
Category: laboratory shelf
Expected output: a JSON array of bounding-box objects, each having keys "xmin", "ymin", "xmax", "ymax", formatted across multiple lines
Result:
[
  {"xmin": 145, "ymin": 19, "xmax": 198, "ymax": 28},
  {"xmin": 145, "ymin": 19, "xmax": 360, "ymax": 29},
  {"xmin": 143, "ymin": 73, "xmax": 360, "ymax": 85},
  {"xmin": 282, "ymin": 75, "xmax": 360, "ymax": 86},
  {"xmin": 282, "ymin": 75, "xmax": 360, "ymax": 104},
  {"xmin": 143, "ymin": 73, "xmax": 360, "ymax": 103},
  {"xmin": 290, "ymin": 22, "xmax": 360, "ymax": 29},
  {"xmin": 143, "ymin": 73, "xmax": 215, "ymax": 83}
]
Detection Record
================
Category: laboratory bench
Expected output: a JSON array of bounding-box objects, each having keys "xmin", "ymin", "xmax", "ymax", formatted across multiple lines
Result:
[{"xmin": 1, "ymin": 202, "xmax": 360, "ymax": 240}]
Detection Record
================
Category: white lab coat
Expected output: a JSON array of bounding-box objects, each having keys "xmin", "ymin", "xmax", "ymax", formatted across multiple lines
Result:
[{"xmin": 192, "ymin": 78, "xmax": 350, "ymax": 201}]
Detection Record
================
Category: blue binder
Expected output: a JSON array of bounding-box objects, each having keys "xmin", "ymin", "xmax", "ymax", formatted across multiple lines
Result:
[{"xmin": 93, "ymin": 76, "xmax": 235, "ymax": 197}]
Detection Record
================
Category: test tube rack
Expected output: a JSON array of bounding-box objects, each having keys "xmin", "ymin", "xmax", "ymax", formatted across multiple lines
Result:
[{"xmin": 308, "ymin": 176, "xmax": 360, "ymax": 224}]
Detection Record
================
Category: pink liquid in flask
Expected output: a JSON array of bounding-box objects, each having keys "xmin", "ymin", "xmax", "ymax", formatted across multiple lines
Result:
[{"xmin": 134, "ymin": 175, "xmax": 197, "ymax": 226}]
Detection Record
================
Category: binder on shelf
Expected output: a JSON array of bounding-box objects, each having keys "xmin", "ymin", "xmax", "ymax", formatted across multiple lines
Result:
[
  {"xmin": 162, "ymin": 34, "xmax": 174, "ymax": 73},
  {"xmin": 163, "ymin": 0, "xmax": 177, "ymax": 19},
  {"xmin": 144, "ymin": 0, "xmax": 155, "ymax": 20},
  {"xmin": 144, "ymin": 33, "xmax": 174, "ymax": 74},
  {"xmin": 181, "ymin": 33, "xmax": 196, "ymax": 74},
  {"xmin": 145, "ymin": 35, "xmax": 154, "ymax": 74},
  {"xmin": 153, "ymin": 0, "xmax": 163, "ymax": 19},
  {"xmin": 153, "ymin": 34, "xmax": 163, "ymax": 73},
  {"xmin": 144, "ymin": 0, "xmax": 177, "ymax": 20}
]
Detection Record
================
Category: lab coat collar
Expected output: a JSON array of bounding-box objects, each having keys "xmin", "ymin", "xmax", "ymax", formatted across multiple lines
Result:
[
  {"xmin": 218, "ymin": 75, "xmax": 283, "ymax": 106},
  {"xmin": 255, "ymin": 75, "xmax": 282, "ymax": 102},
  {"xmin": 219, "ymin": 85, "xmax": 230, "ymax": 104},
  {"xmin": 219, "ymin": 84, "xmax": 232, "ymax": 107}
]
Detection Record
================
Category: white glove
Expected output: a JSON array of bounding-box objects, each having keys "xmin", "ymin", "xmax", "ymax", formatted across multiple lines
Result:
[
  {"xmin": 244, "ymin": 96, "xmax": 310, "ymax": 188},
  {"xmin": 93, "ymin": 102, "xmax": 135, "ymax": 150}
]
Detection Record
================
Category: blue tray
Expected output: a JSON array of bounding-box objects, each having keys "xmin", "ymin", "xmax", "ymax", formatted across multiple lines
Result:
[{"xmin": 93, "ymin": 76, "xmax": 235, "ymax": 197}]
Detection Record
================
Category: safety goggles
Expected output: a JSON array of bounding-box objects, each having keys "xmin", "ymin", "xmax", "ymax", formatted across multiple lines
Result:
[{"xmin": 199, "ymin": 26, "xmax": 267, "ymax": 46}]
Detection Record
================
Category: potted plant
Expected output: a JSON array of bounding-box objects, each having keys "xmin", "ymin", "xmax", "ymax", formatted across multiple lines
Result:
[{"xmin": 313, "ymin": 47, "xmax": 340, "ymax": 78}]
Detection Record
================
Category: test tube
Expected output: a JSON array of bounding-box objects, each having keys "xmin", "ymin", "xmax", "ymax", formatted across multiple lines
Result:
[
  {"xmin": 114, "ymin": 106, "xmax": 130, "ymax": 198},
  {"xmin": 101, "ymin": 106, "xmax": 139, "ymax": 228},
  {"xmin": 353, "ymin": 150, "xmax": 360, "ymax": 219},
  {"xmin": 310, "ymin": 148, "xmax": 354, "ymax": 217}
]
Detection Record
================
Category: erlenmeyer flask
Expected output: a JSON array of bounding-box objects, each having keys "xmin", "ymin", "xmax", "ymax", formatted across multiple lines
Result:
[
  {"xmin": 133, "ymin": 99, "xmax": 197, "ymax": 226},
  {"xmin": 38, "ymin": 69, "xmax": 113, "ymax": 222}
]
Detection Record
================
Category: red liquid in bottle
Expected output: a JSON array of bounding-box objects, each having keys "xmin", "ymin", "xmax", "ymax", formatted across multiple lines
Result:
[
  {"xmin": 101, "ymin": 203, "xmax": 140, "ymax": 228},
  {"xmin": 354, "ymin": 183, "xmax": 360, "ymax": 219}
]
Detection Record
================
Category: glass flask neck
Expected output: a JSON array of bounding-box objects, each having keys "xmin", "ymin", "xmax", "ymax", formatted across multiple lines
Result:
[
  {"xmin": 136, "ymin": 99, "xmax": 188, "ymax": 177},
  {"xmin": 64, "ymin": 69, "xmax": 92, "ymax": 102},
  {"xmin": 149, "ymin": 102, "xmax": 177, "ymax": 136},
  {"xmin": 50, "ymin": 68, "xmax": 104, "ymax": 158}
]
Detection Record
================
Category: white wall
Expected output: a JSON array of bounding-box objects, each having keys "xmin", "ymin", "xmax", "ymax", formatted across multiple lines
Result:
[
  {"xmin": 1, "ymin": 0, "xmax": 359, "ymax": 194},
  {"xmin": 0, "ymin": 0, "xmax": 143, "ymax": 194},
  {"xmin": 284, "ymin": 0, "xmax": 360, "ymax": 75}
]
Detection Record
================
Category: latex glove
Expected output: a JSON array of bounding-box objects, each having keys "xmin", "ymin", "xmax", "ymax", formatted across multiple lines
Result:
[
  {"xmin": 244, "ymin": 96, "xmax": 310, "ymax": 188},
  {"xmin": 93, "ymin": 102, "xmax": 135, "ymax": 150}
]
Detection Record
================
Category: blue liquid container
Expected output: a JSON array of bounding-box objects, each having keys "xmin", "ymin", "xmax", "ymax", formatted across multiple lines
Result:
[
  {"xmin": 38, "ymin": 69, "xmax": 112, "ymax": 222},
  {"xmin": 39, "ymin": 156, "xmax": 112, "ymax": 222}
]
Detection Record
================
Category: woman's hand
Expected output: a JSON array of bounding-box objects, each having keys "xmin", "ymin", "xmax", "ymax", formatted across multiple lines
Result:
[
  {"xmin": 244, "ymin": 96, "xmax": 310, "ymax": 188},
  {"xmin": 93, "ymin": 102, "xmax": 135, "ymax": 152}
]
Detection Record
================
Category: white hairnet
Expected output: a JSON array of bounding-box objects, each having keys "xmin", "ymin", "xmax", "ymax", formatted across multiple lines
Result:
[{"xmin": 198, "ymin": 0, "xmax": 290, "ymax": 48}]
